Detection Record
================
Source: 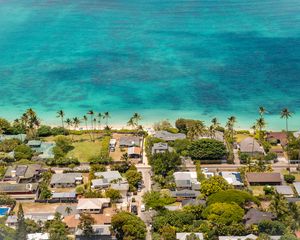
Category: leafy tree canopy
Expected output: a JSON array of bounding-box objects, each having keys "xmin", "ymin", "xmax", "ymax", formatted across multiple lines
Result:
[
  {"xmin": 143, "ymin": 191, "xmax": 175, "ymax": 210},
  {"xmin": 200, "ymin": 176, "xmax": 232, "ymax": 196},
  {"xmin": 14, "ymin": 144, "xmax": 33, "ymax": 161},
  {"xmin": 188, "ymin": 139, "xmax": 227, "ymax": 160},
  {"xmin": 202, "ymin": 203, "xmax": 244, "ymax": 225}
]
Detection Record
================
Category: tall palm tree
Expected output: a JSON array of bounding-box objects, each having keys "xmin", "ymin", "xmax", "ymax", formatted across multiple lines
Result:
[
  {"xmin": 226, "ymin": 116, "xmax": 236, "ymax": 141},
  {"xmin": 87, "ymin": 110, "xmax": 94, "ymax": 141},
  {"xmin": 281, "ymin": 108, "xmax": 293, "ymax": 172},
  {"xmin": 57, "ymin": 110, "xmax": 65, "ymax": 135},
  {"xmin": 103, "ymin": 112, "xmax": 110, "ymax": 127},
  {"xmin": 127, "ymin": 117, "xmax": 135, "ymax": 129},
  {"xmin": 256, "ymin": 117, "xmax": 266, "ymax": 141},
  {"xmin": 65, "ymin": 118, "xmax": 72, "ymax": 131},
  {"xmin": 73, "ymin": 117, "xmax": 81, "ymax": 130},
  {"xmin": 259, "ymin": 106, "xmax": 267, "ymax": 117},
  {"xmin": 132, "ymin": 113, "xmax": 142, "ymax": 127},
  {"xmin": 250, "ymin": 124, "xmax": 257, "ymax": 157},
  {"xmin": 187, "ymin": 121, "xmax": 205, "ymax": 140},
  {"xmin": 97, "ymin": 113, "xmax": 103, "ymax": 130},
  {"xmin": 83, "ymin": 115, "xmax": 88, "ymax": 130},
  {"xmin": 211, "ymin": 117, "xmax": 220, "ymax": 129},
  {"xmin": 24, "ymin": 109, "xmax": 40, "ymax": 138}
]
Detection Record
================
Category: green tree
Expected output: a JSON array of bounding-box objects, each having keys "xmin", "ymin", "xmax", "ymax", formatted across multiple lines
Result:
[
  {"xmin": 143, "ymin": 191, "xmax": 175, "ymax": 210},
  {"xmin": 14, "ymin": 144, "xmax": 33, "ymax": 161},
  {"xmin": 87, "ymin": 110, "xmax": 94, "ymax": 141},
  {"xmin": 206, "ymin": 189, "xmax": 259, "ymax": 207},
  {"xmin": 103, "ymin": 112, "xmax": 111, "ymax": 127},
  {"xmin": 125, "ymin": 169, "xmax": 142, "ymax": 191},
  {"xmin": 0, "ymin": 139, "xmax": 21, "ymax": 153},
  {"xmin": 149, "ymin": 151, "xmax": 181, "ymax": 177},
  {"xmin": 159, "ymin": 225, "xmax": 176, "ymax": 240},
  {"xmin": 258, "ymin": 220, "xmax": 286, "ymax": 235},
  {"xmin": 24, "ymin": 219, "xmax": 42, "ymax": 233},
  {"xmin": 188, "ymin": 139, "xmax": 227, "ymax": 160},
  {"xmin": 195, "ymin": 160, "xmax": 206, "ymax": 182},
  {"xmin": 56, "ymin": 110, "xmax": 65, "ymax": 135},
  {"xmin": 186, "ymin": 233, "xmax": 201, "ymax": 240},
  {"xmin": 0, "ymin": 118, "xmax": 11, "ymax": 134},
  {"xmin": 48, "ymin": 212, "xmax": 69, "ymax": 240},
  {"xmin": 269, "ymin": 192, "xmax": 289, "ymax": 221},
  {"xmin": 78, "ymin": 213, "xmax": 95, "ymax": 237},
  {"xmin": 281, "ymin": 108, "xmax": 293, "ymax": 171},
  {"xmin": 105, "ymin": 188, "xmax": 122, "ymax": 202},
  {"xmin": 202, "ymin": 202, "xmax": 244, "ymax": 225},
  {"xmin": 73, "ymin": 117, "xmax": 81, "ymax": 130},
  {"xmin": 284, "ymin": 174, "xmax": 296, "ymax": 183},
  {"xmin": 111, "ymin": 211, "xmax": 146, "ymax": 240},
  {"xmin": 16, "ymin": 204, "xmax": 27, "ymax": 240},
  {"xmin": 200, "ymin": 175, "xmax": 232, "ymax": 196},
  {"xmin": 65, "ymin": 206, "xmax": 73, "ymax": 216},
  {"xmin": 37, "ymin": 125, "xmax": 52, "ymax": 137},
  {"xmin": 279, "ymin": 234, "xmax": 298, "ymax": 240},
  {"xmin": 226, "ymin": 116, "xmax": 236, "ymax": 141}
]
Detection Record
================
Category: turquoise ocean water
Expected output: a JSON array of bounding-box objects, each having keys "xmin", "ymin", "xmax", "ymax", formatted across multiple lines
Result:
[{"xmin": 0, "ymin": 0, "xmax": 300, "ymax": 129}]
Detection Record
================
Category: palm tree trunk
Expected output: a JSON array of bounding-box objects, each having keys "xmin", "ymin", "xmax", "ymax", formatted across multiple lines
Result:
[
  {"xmin": 286, "ymin": 118, "xmax": 291, "ymax": 173},
  {"xmin": 61, "ymin": 117, "xmax": 65, "ymax": 135}
]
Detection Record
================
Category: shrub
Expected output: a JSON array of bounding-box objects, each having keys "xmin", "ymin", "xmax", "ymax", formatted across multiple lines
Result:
[
  {"xmin": 0, "ymin": 139, "xmax": 21, "ymax": 152},
  {"xmin": 200, "ymin": 176, "xmax": 232, "ymax": 196},
  {"xmin": 284, "ymin": 174, "xmax": 296, "ymax": 184},
  {"xmin": 240, "ymin": 153, "xmax": 250, "ymax": 164},
  {"xmin": 258, "ymin": 220, "xmax": 286, "ymax": 235}
]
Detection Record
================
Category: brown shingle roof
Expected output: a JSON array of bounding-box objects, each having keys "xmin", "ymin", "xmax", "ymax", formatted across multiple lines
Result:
[{"xmin": 246, "ymin": 173, "xmax": 282, "ymax": 183}]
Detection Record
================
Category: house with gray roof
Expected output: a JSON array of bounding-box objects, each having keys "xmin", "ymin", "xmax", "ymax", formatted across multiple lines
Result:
[
  {"xmin": 27, "ymin": 140, "xmax": 42, "ymax": 148},
  {"xmin": 199, "ymin": 130, "xmax": 224, "ymax": 143},
  {"xmin": 275, "ymin": 185, "xmax": 294, "ymax": 197},
  {"xmin": 151, "ymin": 142, "xmax": 173, "ymax": 154},
  {"xmin": 0, "ymin": 134, "xmax": 26, "ymax": 142},
  {"xmin": 293, "ymin": 182, "xmax": 300, "ymax": 197},
  {"xmin": 219, "ymin": 172, "xmax": 244, "ymax": 187},
  {"xmin": 50, "ymin": 173, "xmax": 83, "ymax": 188},
  {"xmin": 111, "ymin": 183, "xmax": 129, "ymax": 197},
  {"xmin": 176, "ymin": 232, "xmax": 204, "ymax": 240},
  {"xmin": 153, "ymin": 131, "xmax": 186, "ymax": 141},
  {"xmin": 239, "ymin": 137, "xmax": 265, "ymax": 155},
  {"xmin": 75, "ymin": 224, "xmax": 113, "ymax": 240},
  {"xmin": 219, "ymin": 235, "xmax": 281, "ymax": 240},
  {"xmin": 243, "ymin": 208, "xmax": 275, "ymax": 226},
  {"xmin": 171, "ymin": 189, "xmax": 200, "ymax": 199},
  {"xmin": 119, "ymin": 136, "xmax": 141, "ymax": 147},
  {"xmin": 6, "ymin": 213, "xmax": 54, "ymax": 229},
  {"xmin": 52, "ymin": 192, "xmax": 77, "ymax": 201},
  {"xmin": 92, "ymin": 171, "xmax": 127, "ymax": 191},
  {"xmin": 94, "ymin": 171, "xmax": 123, "ymax": 183},
  {"xmin": 3, "ymin": 164, "xmax": 42, "ymax": 183},
  {"xmin": 0, "ymin": 183, "xmax": 38, "ymax": 200},
  {"xmin": 173, "ymin": 172, "xmax": 200, "ymax": 190}
]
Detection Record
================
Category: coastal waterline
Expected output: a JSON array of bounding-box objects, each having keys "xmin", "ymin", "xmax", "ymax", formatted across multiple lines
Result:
[{"xmin": 0, "ymin": 0, "xmax": 300, "ymax": 130}]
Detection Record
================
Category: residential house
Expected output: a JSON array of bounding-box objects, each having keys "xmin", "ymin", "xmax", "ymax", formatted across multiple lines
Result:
[
  {"xmin": 27, "ymin": 233, "xmax": 49, "ymax": 240},
  {"xmin": 50, "ymin": 173, "xmax": 83, "ymax": 188},
  {"xmin": 92, "ymin": 171, "xmax": 124, "ymax": 189},
  {"xmin": 243, "ymin": 208, "xmax": 275, "ymax": 226},
  {"xmin": 75, "ymin": 224, "xmax": 114, "ymax": 240},
  {"xmin": 51, "ymin": 192, "xmax": 77, "ymax": 202},
  {"xmin": 246, "ymin": 173, "xmax": 282, "ymax": 186},
  {"xmin": 119, "ymin": 136, "xmax": 141, "ymax": 148},
  {"xmin": 127, "ymin": 146, "xmax": 141, "ymax": 158},
  {"xmin": 176, "ymin": 232, "xmax": 204, "ymax": 240},
  {"xmin": 181, "ymin": 199, "xmax": 206, "ymax": 207},
  {"xmin": 171, "ymin": 189, "xmax": 200, "ymax": 199},
  {"xmin": 27, "ymin": 140, "xmax": 42, "ymax": 148},
  {"xmin": 76, "ymin": 198, "xmax": 110, "ymax": 214},
  {"xmin": 219, "ymin": 235, "xmax": 281, "ymax": 240},
  {"xmin": 3, "ymin": 164, "xmax": 42, "ymax": 183},
  {"xmin": 153, "ymin": 131, "xmax": 186, "ymax": 142},
  {"xmin": 219, "ymin": 172, "xmax": 244, "ymax": 188},
  {"xmin": 64, "ymin": 208, "xmax": 113, "ymax": 234},
  {"xmin": 199, "ymin": 130, "xmax": 224, "ymax": 143},
  {"xmin": 173, "ymin": 172, "xmax": 200, "ymax": 190},
  {"xmin": 111, "ymin": 183, "xmax": 129, "ymax": 198},
  {"xmin": 151, "ymin": 142, "xmax": 173, "ymax": 154},
  {"xmin": 239, "ymin": 137, "xmax": 265, "ymax": 155},
  {"xmin": 275, "ymin": 185, "xmax": 294, "ymax": 197},
  {"xmin": 266, "ymin": 132, "xmax": 288, "ymax": 147},
  {"xmin": 0, "ymin": 134, "xmax": 26, "ymax": 142},
  {"xmin": 6, "ymin": 213, "xmax": 54, "ymax": 228},
  {"xmin": 0, "ymin": 183, "xmax": 38, "ymax": 201},
  {"xmin": 293, "ymin": 182, "xmax": 300, "ymax": 197}
]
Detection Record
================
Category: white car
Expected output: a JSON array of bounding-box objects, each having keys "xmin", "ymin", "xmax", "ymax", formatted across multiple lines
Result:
[{"xmin": 141, "ymin": 204, "xmax": 145, "ymax": 212}]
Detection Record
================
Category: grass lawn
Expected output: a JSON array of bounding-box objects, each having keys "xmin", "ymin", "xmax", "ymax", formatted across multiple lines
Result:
[
  {"xmin": 43, "ymin": 133, "xmax": 95, "ymax": 142},
  {"xmin": 66, "ymin": 140, "xmax": 101, "ymax": 162},
  {"xmin": 235, "ymin": 133, "xmax": 251, "ymax": 143},
  {"xmin": 250, "ymin": 186, "xmax": 265, "ymax": 196}
]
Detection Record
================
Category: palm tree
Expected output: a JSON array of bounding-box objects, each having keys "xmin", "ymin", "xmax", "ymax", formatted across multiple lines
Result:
[
  {"xmin": 97, "ymin": 113, "xmax": 103, "ymax": 130},
  {"xmin": 132, "ymin": 113, "xmax": 142, "ymax": 126},
  {"xmin": 250, "ymin": 124, "xmax": 257, "ymax": 157},
  {"xmin": 24, "ymin": 109, "xmax": 40, "ymax": 138},
  {"xmin": 83, "ymin": 115, "xmax": 88, "ymax": 130},
  {"xmin": 226, "ymin": 116, "xmax": 236, "ymax": 141},
  {"xmin": 103, "ymin": 112, "xmax": 110, "ymax": 127},
  {"xmin": 73, "ymin": 117, "xmax": 81, "ymax": 130},
  {"xmin": 281, "ymin": 108, "xmax": 293, "ymax": 172},
  {"xmin": 256, "ymin": 117, "xmax": 266, "ymax": 141},
  {"xmin": 187, "ymin": 121, "xmax": 205, "ymax": 140},
  {"xmin": 127, "ymin": 117, "xmax": 135, "ymax": 129},
  {"xmin": 259, "ymin": 106, "xmax": 267, "ymax": 117},
  {"xmin": 57, "ymin": 110, "xmax": 65, "ymax": 135},
  {"xmin": 65, "ymin": 206, "xmax": 73, "ymax": 216},
  {"xmin": 211, "ymin": 117, "xmax": 220, "ymax": 129}
]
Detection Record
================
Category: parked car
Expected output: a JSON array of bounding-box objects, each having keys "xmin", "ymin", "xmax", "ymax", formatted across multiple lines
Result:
[
  {"xmin": 131, "ymin": 205, "xmax": 138, "ymax": 215},
  {"xmin": 141, "ymin": 204, "xmax": 145, "ymax": 212}
]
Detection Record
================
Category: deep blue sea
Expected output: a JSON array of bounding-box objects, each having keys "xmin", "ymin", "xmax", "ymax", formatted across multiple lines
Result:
[{"xmin": 0, "ymin": 0, "xmax": 300, "ymax": 129}]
